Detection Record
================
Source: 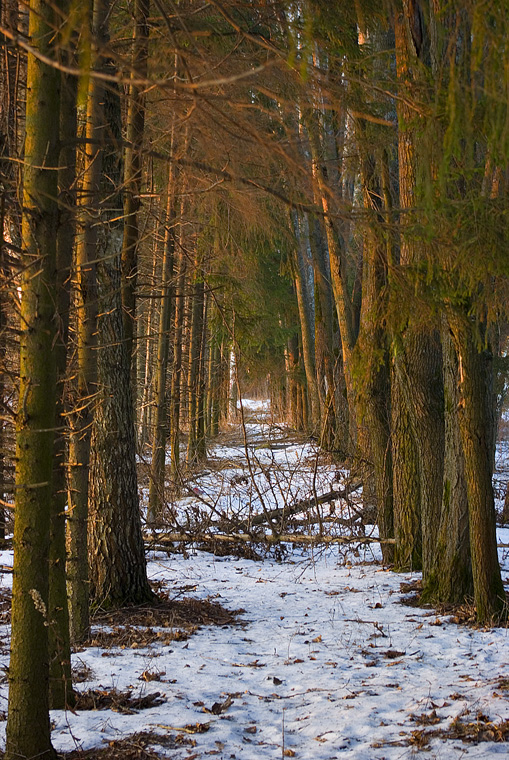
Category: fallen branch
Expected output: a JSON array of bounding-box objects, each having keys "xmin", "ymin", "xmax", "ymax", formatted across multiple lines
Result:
[
  {"xmin": 145, "ymin": 530, "xmax": 394, "ymax": 547},
  {"xmin": 237, "ymin": 481, "xmax": 362, "ymax": 531}
]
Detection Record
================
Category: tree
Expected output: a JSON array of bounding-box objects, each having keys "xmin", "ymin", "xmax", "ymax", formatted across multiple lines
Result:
[
  {"xmin": 148, "ymin": 151, "xmax": 177, "ymax": 522},
  {"xmin": 121, "ymin": 0, "xmax": 150, "ymax": 375},
  {"xmin": 5, "ymin": 0, "xmax": 61, "ymax": 753},
  {"xmin": 86, "ymin": 1, "xmax": 152, "ymax": 607}
]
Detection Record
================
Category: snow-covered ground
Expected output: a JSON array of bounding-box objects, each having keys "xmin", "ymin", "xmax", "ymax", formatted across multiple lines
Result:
[{"xmin": 0, "ymin": 399, "xmax": 508, "ymax": 758}]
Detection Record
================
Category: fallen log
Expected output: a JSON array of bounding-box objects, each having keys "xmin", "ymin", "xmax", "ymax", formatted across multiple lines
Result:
[
  {"xmin": 145, "ymin": 530, "xmax": 394, "ymax": 547},
  {"xmin": 237, "ymin": 481, "xmax": 362, "ymax": 531}
]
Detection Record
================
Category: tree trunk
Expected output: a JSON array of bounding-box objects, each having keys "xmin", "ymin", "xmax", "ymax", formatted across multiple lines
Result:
[
  {"xmin": 448, "ymin": 312, "xmax": 505, "ymax": 623},
  {"xmin": 308, "ymin": 215, "xmax": 342, "ymax": 452},
  {"xmin": 5, "ymin": 0, "xmax": 60, "ymax": 753},
  {"xmin": 355, "ymin": 150, "xmax": 394, "ymax": 563},
  {"xmin": 67, "ymin": 0, "xmax": 104, "ymax": 642},
  {"xmin": 292, "ymin": 212, "xmax": 320, "ymax": 433},
  {"xmin": 87, "ymin": 11, "xmax": 152, "ymax": 609},
  {"xmin": 307, "ymin": 119, "xmax": 357, "ymax": 452},
  {"xmin": 187, "ymin": 256, "xmax": 206, "ymax": 464},
  {"xmin": 393, "ymin": 6, "xmax": 445, "ymax": 581},
  {"xmin": 169, "ymin": 220, "xmax": 187, "ymax": 480},
  {"xmin": 148, "ymin": 159, "xmax": 176, "ymax": 523},
  {"xmin": 0, "ymin": 0, "xmax": 20, "ymax": 546},
  {"xmin": 423, "ymin": 324, "xmax": 472, "ymax": 603},
  {"xmin": 391, "ymin": 357, "xmax": 422, "ymax": 571},
  {"xmin": 206, "ymin": 307, "xmax": 222, "ymax": 438},
  {"xmin": 48, "ymin": 65, "xmax": 77, "ymax": 710},
  {"xmin": 138, "ymin": 234, "xmax": 160, "ymax": 446},
  {"xmin": 121, "ymin": 0, "xmax": 150, "ymax": 375}
]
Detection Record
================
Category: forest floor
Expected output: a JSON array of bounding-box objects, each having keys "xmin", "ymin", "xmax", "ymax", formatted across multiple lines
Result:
[{"xmin": 1, "ymin": 399, "xmax": 509, "ymax": 759}]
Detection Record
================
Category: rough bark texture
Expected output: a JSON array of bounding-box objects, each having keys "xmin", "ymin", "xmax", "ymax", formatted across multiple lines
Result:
[
  {"xmin": 391, "ymin": 354, "xmax": 422, "ymax": 571},
  {"xmin": 308, "ymin": 121, "xmax": 357, "ymax": 452},
  {"xmin": 423, "ymin": 325, "xmax": 472, "ymax": 603},
  {"xmin": 399, "ymin": 328, "xmax": 444, "ymax": 580},
  {"xmin": 5, "ymin": 0, "xmax": 60, "ymax": 754},
  {"xmin": 206, "ymin": 324, "xmax": 222, "ymax": 438},
  {"xmin": 308, "ymin": 216, "xmax": 343, "ymax": 453},
  {"xmin": 392, "ymin": 5, "xmax": 445, "ymax": 579},
  {"xmin": 187, "ymin": 262, "xmax": 206, "ymax": 464},
  {"xmin": 138, "ymin": 239, "xmax": 159, "ymax": 446},
  {"xmin": 88, "ymin": 55, "xmax": 152, "ymax": 610},
  {"xmin": 355, "ymin": 152, "xmax": 394, "ymax": 564},
  {"xmin": 292, "ymin": 213, "xmax": 320, "ymax": 433},
  {"xmin": 49, "ymin": 66, "xmax": 77, "ymax": 709},
  {"xmin": 67, "ymin": 0, "xmax": 105, "ymax": 642},
  {"xmin": 448, "ymin": 313, "xmax": 505, "ymax": 623},
  {"xmin": 121, "ymin": 0, "xmax": 150, "ymax": 370},
  {"xmin": 148, "ymin": 161, "xmax": 176, "ymax": 523},
  {"xmin": 169, "ymin": 232, "xmax": 187, "ymax": 480}
]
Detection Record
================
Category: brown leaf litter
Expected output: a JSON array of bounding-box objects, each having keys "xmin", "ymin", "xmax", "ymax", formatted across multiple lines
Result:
[
  {"xmin": 399, "ymin": 580, "xmax": 509, "ymax": 628},
  {"xmin": 74, "ymin": 688, "xmax": 166, "ymax": 714},
  {"xmin": 85, "ymin": 594, "xmax": 243, "ymax": 649},
  {"xmin": 373, "ymin": 711, "xmax": 509, "ymax": 749},
  {"xmin": 58, "ymin": 729, "xmax": 199, "ymax": 760}
]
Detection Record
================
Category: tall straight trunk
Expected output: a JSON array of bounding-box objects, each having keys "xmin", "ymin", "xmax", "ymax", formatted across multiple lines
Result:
[
  {"xmin": 307, "ymin": 120, "xmax": 357, "ymax": 451},
  {"xmin": 5, "ymin": 0, "xmax": 60, "ymax": 754},
  {"xmin": 138, "ymin": 235, "xmax": 160, "ymax": 446},
  {"xmin": 448, "ymin": 312, "xmax": 505, "ymax": 623},
  {"xmin": 0, "ymin": 0, "xmax": 20, "ymax": 545},
  {"xmin": 48, "ymin": 65, "xmax": 77, "ymax": 710},
  {"xmin": 308, "ymin": 216, "xmax": 341, "ymax": 452},
  {"xmin": 206, "ymin": 298, "xmax": 222, "ymax": 438},
  {"xmin": 208, "ymin": 337, "xmax": 221, "ymax": 437},
  {"xmin": 424, "ymin": 323, "xmax": 472, "ymax": 602},
  {"xmin": 169, "ymin": 218, "xmax": 187, "ymax": 480},
  {"xmin": 67, "ymin": 0, "xmax": 102, "ymax": 643},
  {"xmin": 121, "ymin": 0, "xmax": 150, "ymax": 373},
  {"xmin": 287, "ymin": 334, "xmax": 304, "ymax": 431},
  {"xmin": 393, "ymin": 6, "xmax": 445, "ymax": 581},
  {"xmin": 87, "ymin": 4, "xmax": 152, "ymax": 609},
  {"xmin": 218, "ymin": 335, "xmax": 230, "ymax": 428},
  {"xmin": 399, "ymin": 329, "xmax": 444, "ymax": 579},
  {"xmin": 187, "ymin": 257, "xmax": 206, "ymax": 464},
  {"xmin": 355, "ymin": 150, "xmax": 394, "ymax": 563},
  {"xmin": 148, "ymin": 159, "xmax": 177, "ymax": 523},
  {"xmin": 292, "ymin": 212, "xmax": 320, "ymax": 434},
  {"xmin": 0, "ymin": 198, "xmax": 6, "ymax": 544},
  {"xmin": 391, "ymin": 357, "xmax": 422, "ymax": 570},
  {"xmin": 196, "ymin": 293, "xmax": 208, "ymax": 460}
]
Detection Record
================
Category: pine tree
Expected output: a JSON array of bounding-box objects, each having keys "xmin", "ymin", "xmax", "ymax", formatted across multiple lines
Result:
[{"xmin": 6, "ymin": 0, "xmax": 61, "ymax": 753}]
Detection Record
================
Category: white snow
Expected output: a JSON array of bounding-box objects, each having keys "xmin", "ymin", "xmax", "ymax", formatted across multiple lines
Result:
[{"xmin": 0, "ymin": 398, "xmax": 508, "ymax": 758}]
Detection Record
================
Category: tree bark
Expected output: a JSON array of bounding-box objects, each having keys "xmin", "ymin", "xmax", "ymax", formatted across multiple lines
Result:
[
  {"xmin": 448, "ymin": 312, "xmax": 505, "ymax": 623},
  {"xmin": 423, "ymin": 323, "xmax": 472, "ymax": 603},
  {"xmin": 121, "ymin": 0, "xmax": 150, "ymax": 374},
  {"xmin": 307, "ymin": 119, "xmax": 357, "ymax": 452},
  {"xmin": 5, "ymin": 0, "xmax": 60, "ymax": 753},
  {"xmin": 392, "ymin": 5, "xmax": 445, "ymax": 580},
  {"xmin": 48, "ymin": 64, "xmax": 77, "ymax": 709},
  {"xmin": 187, "ymin": 256, "xmax": 206, "ymax": 464},
  {"xmin": 148, "ymin": 158, "xmax": 176, "ymax": 523},
  {"xmin": 87, "ymin": 9, "xmax": 152, "ymax": 609},
  {"xmin": 292, "ymin": 212, "xmax": 320, "ymax": 434},
  {"xmin": 67, "ymin": 0, "xmax": 104, "ymax": 642},
  {"xmin": 169, "ymin": 218, "xmax": 187, "ymax": 480},
  {"xmin": 355, "ymin": 150, "xmax": 394, "ymax": 563}
]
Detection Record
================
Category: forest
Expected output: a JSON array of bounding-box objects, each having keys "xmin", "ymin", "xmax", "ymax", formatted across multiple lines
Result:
[{"xmin": 0, "ymin": 0, "xmax": 508, "ymax": 758}]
